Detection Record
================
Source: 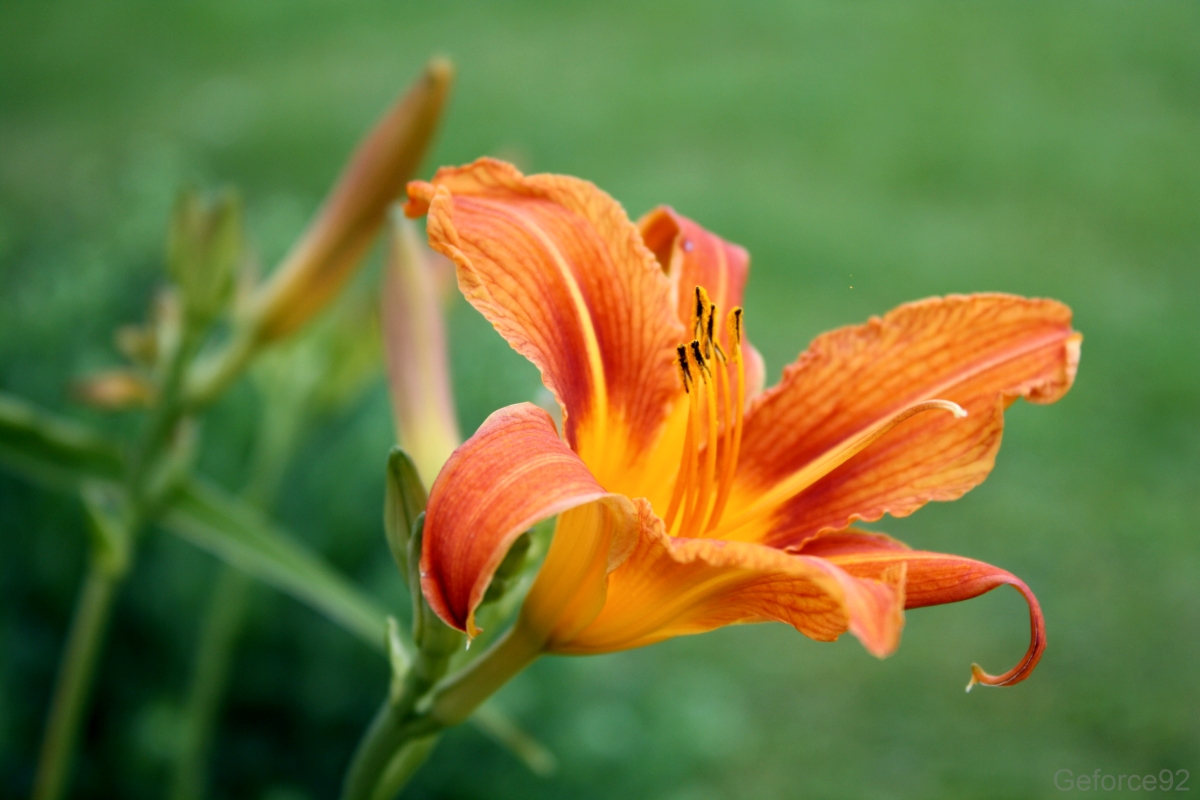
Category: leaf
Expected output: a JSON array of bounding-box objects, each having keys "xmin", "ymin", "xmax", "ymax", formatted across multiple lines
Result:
[
  {"xmin": 0, "ymin": 391, "xmax": 125, "ymax": 491},
  {"xmin": 471, "ymin": 703, "xmax": 557, "ymax": 777},
  {"xmin": 161, "ymin": 476, "xmax": 400, "ymax": 656}
]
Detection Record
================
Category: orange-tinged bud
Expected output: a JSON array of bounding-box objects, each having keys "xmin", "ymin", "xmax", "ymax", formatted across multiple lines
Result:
[
  {"xmin": 246, "ymin": 58, "xmax": 454, "ymax": 344},
  {"xmin": 73, "ymin": 370, "xmax": 156, "ymax": 410},
  {"xmin": 381, "ymin": 211, "xmax": 461, "ymax": 486}
]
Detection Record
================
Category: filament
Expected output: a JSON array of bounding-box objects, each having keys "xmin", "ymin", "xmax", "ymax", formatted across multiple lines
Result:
[
  {"xmin": 705, "ymin": 308, "xmax": 745, "ymax": 532},
  {"xmin": 663, "ymin": 345, "xmax": 696, "ymax": 531},
  {"xmin": 665, "ymin": 288, "xmax": 747, "ymax": 537}
]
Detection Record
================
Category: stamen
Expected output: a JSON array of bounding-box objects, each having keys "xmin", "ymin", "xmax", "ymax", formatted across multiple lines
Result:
[
  {"xmin": 667, "ymin": 289, "xmax": 751, "ymax": 537},
  {"xmin": 664, "ymin": 345, "xmax": 697, "ymax": 531},
  {"xmin": 679, "ymin": 364, "xmax": 705, "ymax": 531},
  {"xmin": 704, "ymin": 303, "xmax": 716, "ymax": 359},
  {"xmin": 698, "ymin": 335, "xmax": 731, "ymax": 534},
  {"xmin": 674, "ymin": 343, "xmax": 692, "ymax": 392},
  {"xmin": 679, "ymin": 340, "xmax": 720, "ymax": 538},
  {"xmin": 705, "ymin": 307, "xmax": 746, "ymax": 532}
]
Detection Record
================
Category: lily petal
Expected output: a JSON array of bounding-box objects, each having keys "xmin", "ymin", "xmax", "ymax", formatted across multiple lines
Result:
[
  {"xmin": 638, "ymin": 206, "xmax": 766, "ymax": 398},
  {"xmin": 798, "ymin": 529, "xmax": 1045, "ymax": 687},
  {"xmin": 406, "ymin": 159, "xmax": 685, "ymax": 478},
  {"xmin": 726, "ymin": 294, "xmax": 1081, "ymax": 546},
  {"xmin": 421, "ymin": 402, "xmax": 633, "ymax": 637},
  {"xmin": 559, "ymin": 501, "xmax": 906, "ymax": 658}
]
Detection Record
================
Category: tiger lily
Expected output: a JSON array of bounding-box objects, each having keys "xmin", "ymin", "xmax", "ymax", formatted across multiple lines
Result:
[{"xmin": 404, "ymin": 159, "xmax": 1081, "ymax": 719}]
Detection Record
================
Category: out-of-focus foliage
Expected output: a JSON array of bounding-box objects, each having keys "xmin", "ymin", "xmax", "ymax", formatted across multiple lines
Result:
[{"xmin": 1, "ymin": 1, "xmax": 1197, "ymax": 798}]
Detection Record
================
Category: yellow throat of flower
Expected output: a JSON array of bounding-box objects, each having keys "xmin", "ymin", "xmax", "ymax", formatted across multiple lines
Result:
[{"xmin": 663, "ymin": 286, "xmax": 746, "ymax": 538}]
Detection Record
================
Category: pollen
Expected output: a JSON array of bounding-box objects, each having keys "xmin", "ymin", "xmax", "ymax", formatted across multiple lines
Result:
[{"xmin": 664, "ymin": 286, "xmax": 746, "ymax": 538}]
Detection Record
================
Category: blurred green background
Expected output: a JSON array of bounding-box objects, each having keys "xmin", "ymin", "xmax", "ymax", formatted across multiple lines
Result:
[{"xmin": 2, "ymin": 1, "xmax": 1198, "ymax": 798}]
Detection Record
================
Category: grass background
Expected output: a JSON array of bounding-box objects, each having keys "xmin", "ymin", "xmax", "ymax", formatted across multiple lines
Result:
[{"xmin": 2, "ymin": 1, "xmax": 1198, "ymax": 798}]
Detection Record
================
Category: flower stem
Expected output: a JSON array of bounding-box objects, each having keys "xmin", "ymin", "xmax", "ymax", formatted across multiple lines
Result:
[
  {"xmin": 168, "ymin": 566, "xmax": 253, "ymax": 800},
  {"xmin": 371, "ymin": 735, "xmax": 440, "ymax": 800},
  {"xmin": 168, "ymin": 395, "xmax": 294, "ymax": 800},
  {"xmin": 32, "ymin": 321, "xmax": 202, "ymax": 800},
  {"xmin": 340, "ymin": 698, "xmax": 419, "ymax": 800},
  {"xmin": 31, "ymin": 558, "xmax": 121, "ymax": 800},
  {"xmin": 182, "ymin": 326, "xmax": 258, "ymax": 410},
  {"xmin": 429, "ymin": 621, "xmax": 542, "ymax": 728},
  {"xmin": 340, "ymin": 621, "xmax": 542, "ymax": 800}
]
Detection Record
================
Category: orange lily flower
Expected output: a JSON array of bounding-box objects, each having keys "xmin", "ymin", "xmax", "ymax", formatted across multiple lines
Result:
[{"xmin": 405, "ymin": 159, "xmax": 1081, "ymax": 693}]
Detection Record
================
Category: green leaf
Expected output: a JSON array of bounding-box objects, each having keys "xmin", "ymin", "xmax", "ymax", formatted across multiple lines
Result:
[
  {"xmin": 472, "ymin": 703, "xmax": 557, "ymax": 777},
  {"xmin": 0, "ymin": 391, "xmax": 125, "ymax": 491},
  {"xmin": 383, "ymin": 447, "xmax": 427, "ymax": 581},
  {"xmin": 160, "ymin": 476, "xmax": 397, "ymax": 655}
]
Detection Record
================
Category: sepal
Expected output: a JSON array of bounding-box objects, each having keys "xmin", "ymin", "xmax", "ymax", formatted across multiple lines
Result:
[
  {"xmin": 407, "ymin": 515, "xmax": 463, "ymax": 673},
  {"xmin": 384, "ymin": 447, "xmax": 428, "ymax": 581}
]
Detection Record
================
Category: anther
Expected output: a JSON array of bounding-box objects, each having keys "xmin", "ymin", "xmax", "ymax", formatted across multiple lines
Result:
[
  {"xmin": 704, "ymin": 304, "xmax": 717, "ymax": 359},
  {"xmin": 675, "ymin": 344, "xmax": 692, "ymax": 392}
]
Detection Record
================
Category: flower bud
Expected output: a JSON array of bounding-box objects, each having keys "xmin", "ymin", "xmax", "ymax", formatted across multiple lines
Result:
[
  {"xmin": 381, "ymin": 211, "xmax": 461, "ymax": 486},
  {"xmin": 168, "ymin": 189, "xmax": 242, "ymax": 326},
  {"xmin": 246, "ymin": 58, "xmax": 454, "ymax": 344},
  {"xmin": 383, "ymin": 446, "xmax": 427, "ymax": 581},
  {"xmin": 72, "ymin": 370, "xmax": 156, "ymax": 410}
]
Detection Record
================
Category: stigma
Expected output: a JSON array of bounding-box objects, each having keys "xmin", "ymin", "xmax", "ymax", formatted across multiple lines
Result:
[{"xmin": 663, "ymin": 286, "xmax": 746, "ymax": 537}]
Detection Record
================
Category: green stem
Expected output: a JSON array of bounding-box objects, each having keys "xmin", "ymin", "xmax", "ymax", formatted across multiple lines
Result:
[
  {"xmin": 128, "ymin": 325, "xmax": 202, "ymax": 501},
  {"xmin": 428, "ymin": 622, "xmax": 542, "ymax": 728},
  {"xmin": 340, "ymin": 622, "xmax": 542, "ymax": 800},
  {"xmin": 168, "ymin": 567, "xmax": 253, "ymax": 800},
  {"xmin": 340, "ymin": 698, "xmax": 415, "ymax": 800},
  {"xmin": 33, "ymin": 317, "xmax": 204, "ymax": 800},
  {"xmin": 31, "ymin": 559, "xmax": 122, "ymax": 800},
  {"xmin": 183, "ymin": 327, "xmax": 258, "ymax": 410},
  {"xmin": 371, "ymin": 735, "xmax": 440, "ymax": 800}
]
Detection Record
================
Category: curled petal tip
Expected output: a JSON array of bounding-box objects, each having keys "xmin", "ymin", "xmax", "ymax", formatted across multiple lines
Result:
[
  {"xmin": 966, "ymin": 580, "xmax": 1046, "ymax": 690},
  {"xmin": 403, "ymin": 180, "xmax": 436, "ymax": 218}
]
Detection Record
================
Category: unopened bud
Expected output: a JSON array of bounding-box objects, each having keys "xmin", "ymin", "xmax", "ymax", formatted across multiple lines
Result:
[
  {"xmin": 168, "ymin": 189, "xmax": 242, "ymax": 325},
  {"xmin": 246, "ymin": 58, "xmax": 454, "ymax": 344},
  {"xmin": 382, "ymin": 211, "xmax": 461, "ymax": 486},
  {"xmin": 73, "ymin": 370, "xmax": 155, "ymax": 410},
  {"xmin": 383, "ymin": 446, "xmax": 428, "ymax": 581}
]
